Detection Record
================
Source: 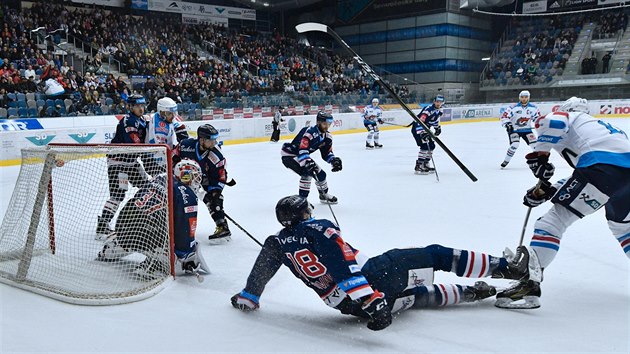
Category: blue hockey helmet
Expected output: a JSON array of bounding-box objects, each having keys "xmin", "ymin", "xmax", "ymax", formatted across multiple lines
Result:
[
  {"xmin": 197, "ymin": 124, "xmax": 219, "ymax": 140},
  {"xmin": 126, "ymin": 94, "xmax": 146, "ymax": 106},
  {"xmin": 275, "ymin": 195, "xmax": 314, "ymax": 227},
  {"xmin": 434, "ymin": 95, "xmax": 445, "ymax": 102},
  {"xmin": 316, "ymin": 111, "xmax": 333, "ymax": 123}
]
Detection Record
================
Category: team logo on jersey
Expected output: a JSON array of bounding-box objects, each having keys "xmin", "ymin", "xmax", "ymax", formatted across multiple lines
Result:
[{"xmin": 578, "ymin": 193, "xmax": 603, "ymax": 210}]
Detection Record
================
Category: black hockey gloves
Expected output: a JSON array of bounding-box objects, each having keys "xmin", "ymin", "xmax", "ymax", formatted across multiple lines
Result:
[
  {"xmin": 420, "ymin": 131, "xmax": 431, "ymax": 144},
  {"xmin": 434, "ymin": 125, "xmax": 442, "ymax": 136},
  {"xmin": 526, "ymin": 152, "xmax": 555, "ymax": 180},
  {"xmin": 377, "ymin": 118, "xmax": 384, "ymax": 124},
  {"xmin": 505, "ymin": 123, "xmax": 514, "ymax": 134},
  {"xmin": 331, "ymin": 157, "xmax": 342, "ymax": 172},
  {"xmin": 523, "ymin": 180, "xmax": 557, "ymax": 208},
  {"xmin": 303, "ymin": 159, "xmax": 318, "ymax": 176},
  {"xmin": 361, "ymin": 290, "xmax": 392, "ymax": 331},
  {"xmin": 231, "ymin": 291, "xmax": 259, "ymax": 312}
]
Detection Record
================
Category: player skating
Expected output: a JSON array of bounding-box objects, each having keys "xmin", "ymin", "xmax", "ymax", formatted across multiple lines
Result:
[
  {"xmin": 499, "ymin": 90, "xmax": 540, "ymax": 168},
  {"xmin": 411, "ymin": 95, "xmax": 444, "ymax": 174},
  {"xmin": 498, "ymin": 97, "xmax": 630, "ymax": 309},
  {"xmin": 362, "ymin": 98, "xmax": 384, "ymax": 149},
  {"xmin": 281, "ymin": 111, "xmax": 342, "ymax": 204},
  {"xmin": 230, "ymin": 195, "xmax": 542, "ymax": 330}
]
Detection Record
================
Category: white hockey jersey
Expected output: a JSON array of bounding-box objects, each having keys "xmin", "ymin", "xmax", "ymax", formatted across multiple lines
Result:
[
  {"xmin": 501, "ymin": 103, "xmax": 540, "ymax": 132},
  {"xmin": 146, "ymin": 112, "xmax": 176, "ymax": 148},
  {"xmin": 534, "ymin": 111, "xmax": 630, "ymax": 169},
  {"xmin": 362, "ymin": 104, "xmax": 382, "ymax": 124}
]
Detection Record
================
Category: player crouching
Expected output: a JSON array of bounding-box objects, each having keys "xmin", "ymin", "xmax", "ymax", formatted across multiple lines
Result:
[{"xmin": 97, "ymin": 159, "xmax": 209, "ymax": 279}]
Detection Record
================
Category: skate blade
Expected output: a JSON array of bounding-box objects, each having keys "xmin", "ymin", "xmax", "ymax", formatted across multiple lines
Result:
[
  {"xmin": 494, "ymin": 296, "xmax": 540, "ymax": 309},
  {"xmin": 319, "ymin": 200, "xmax": 338, "ymax": 205},
  {"xmin": 208, "ymin": 236, "xmax": 231, "ymax": 245},
  {"xmin": 415, "ymin": 171, "xmax": 430, "ymax": 175}
]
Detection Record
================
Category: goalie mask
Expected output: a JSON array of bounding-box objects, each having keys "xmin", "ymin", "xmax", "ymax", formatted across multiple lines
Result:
[
  {"xmin": 275, "ymin": 195, "xmax": 314, "ymax": 227},
  {"xmin": 174, "ymin": 159, "xmax": 202, "ymax": 190}
]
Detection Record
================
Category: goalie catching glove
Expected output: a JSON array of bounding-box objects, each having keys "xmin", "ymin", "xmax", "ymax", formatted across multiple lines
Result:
[
  {"xmin": 523, "ymin": 180, "xmax": 558, "ymax": 208},
  {"xmin": 361, "ymin": 290, "xmax": 392, "ymax": 331},
  {"xmin": 330, "ymin": 157, "xmax": 342, "ymax": 172},
  {"xmin": 526, "ymin": 152, "xmax": 555, "ymax": 180},
  {"xmin": 231, "ymin": 290, "xmax": 260, "ymax": 312}
]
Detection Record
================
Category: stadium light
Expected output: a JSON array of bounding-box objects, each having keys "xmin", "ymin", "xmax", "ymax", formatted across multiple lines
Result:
[{"xmin": 481, "ymin": 57, "xmax": 490, "ymax": 61}]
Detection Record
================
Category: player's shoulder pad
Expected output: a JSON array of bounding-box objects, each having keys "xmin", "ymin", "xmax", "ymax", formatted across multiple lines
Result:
[{"xmin": 535, "ymin": 112, "xmax": 569, "ymax": 130}]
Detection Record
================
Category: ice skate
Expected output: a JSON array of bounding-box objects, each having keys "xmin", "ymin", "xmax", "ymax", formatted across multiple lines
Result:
[
  {"xmin": 491, "ymin": 246, "xmax": 542, "ymax": 283},
  {"xmin": 463, "ymin": 281, "xmax": 497, "ymax": 302},
  {"xmin": 319, "ymin": 192, "xmax": 338, "ymax": 204},
  {"xmin": 365, "ymin": 142, "xmax": 374, "ymax": 150},
  {"xmin": 374, "ymin": 142, "xmax": 383, "ymax": 149},
  {"xmin": 425, "ymin": 162, "xmax": 435, "ymax": 174},
  {"xmin": 134, "ymin": 256, "xmax": 169, "ymax": 280},
  {"xmin": 208, "ymin": 223, "xmax": 232, "ymax": 242},
  {"xmin": 96, "ymin": 216, "xmax": 113, "ymax": 241},
  {"xmin": 414, "ymin": 161, "xmax": 430, "ymax": 175},
  {"xmin": 494, "ymin": 280, "xmax": 541, "ymax": 309},
  {"xmin": 500, "ymin": 160, "xmax": 509, "ymax": 168}
]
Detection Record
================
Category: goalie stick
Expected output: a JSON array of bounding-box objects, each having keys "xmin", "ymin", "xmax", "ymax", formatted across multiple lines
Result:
[{"xmin": 296, "ymin": 23, "xmax": 477, "ymax": 182}]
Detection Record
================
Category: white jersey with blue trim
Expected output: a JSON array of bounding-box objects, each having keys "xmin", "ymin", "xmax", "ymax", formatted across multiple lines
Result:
[
  {"xmin": 500, "ymin": 103, "xmax": 540, "ymax": 132},
  {"xmin": 362, "ymin": 104, "xmax": 382, "ymax": 124},
  {"xmin": 146, "ymin": 112, "xmax": 175, "ymax": 148},
  {"xmin": 534, "ymin": 111, "xmax": 630, "ymax": 169}
]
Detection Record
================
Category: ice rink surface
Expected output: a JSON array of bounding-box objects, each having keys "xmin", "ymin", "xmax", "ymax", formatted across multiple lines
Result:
[{"xmin": 1, "ymin": 120, "xmax": 629, "ymax": 353}]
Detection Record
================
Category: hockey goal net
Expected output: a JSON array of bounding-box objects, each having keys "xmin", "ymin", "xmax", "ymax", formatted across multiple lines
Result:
[{"xmin": 0, "ymin": 144, "xmax": 175, "ymax": 305}]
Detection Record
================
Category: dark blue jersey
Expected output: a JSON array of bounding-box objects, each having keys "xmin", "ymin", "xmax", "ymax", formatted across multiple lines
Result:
[
  {"xmin": 173, "ymin": 178, "xmax": 198, "ymax": 258},
  {"xmin": 412, "ymin": 104, "xmax": 442, "ymax": 134},
  {"xmin": 242, "ymin": 218, "xmax": 375, "ymax": 310},
  {"xmin": 281, "ymin": 126, "xmax": 335, "ymax": 164},
  {"xmin": 175, "ymin": 138, "xmax": 228, "ymax": 192},
  {"xmin": 111, "ymin": 113, "xmax": 148, "ymax": 144}
]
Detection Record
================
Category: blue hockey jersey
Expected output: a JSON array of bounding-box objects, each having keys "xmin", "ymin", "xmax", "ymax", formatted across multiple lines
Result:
[
  {"xmin": 242, "ymin": 218, "xmax": 375, "ymax": 310},
  {"xmin": 175, "ymin": 138, "xmax": 228, "ymax": 192},
  {"xmin": 111, "ymin": 113, "xmax": 147, "ymax": 144},
  {"xmin": 173, "ymin": 178, "xmax": 198, "ymax": 258},
  {"xmin": 412, "ymin": 104, "xmax": 442, "ymax": 134},
  {"xmin": 281, "ymin": 126, "xmax": 336, "ymax": 164}
]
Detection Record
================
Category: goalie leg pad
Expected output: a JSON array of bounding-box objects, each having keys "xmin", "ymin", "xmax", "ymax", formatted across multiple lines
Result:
[
  {"xmin": 97, "ymin": 236, "xmax": 130, "ymax": 261},
  {"xmin": 551, "ymin": 174, "xmax": 609, "ymax": 218}
]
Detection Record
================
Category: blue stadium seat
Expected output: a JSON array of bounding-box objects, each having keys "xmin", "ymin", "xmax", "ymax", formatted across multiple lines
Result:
[
  {"xmin": 7, "ymin": 108, "xmax": 18, "ymax": 118},
  {"xmin": 105, "ymin": 97, "xmax": 113, "ymax": 106},
  {"xmin": 0, "ymin": 108, "xmax": 7, "ymax": 119},
  {"xmin": 46, "ymin": 99, "xmax": 55, "ymax": 108},
  {"xmin": 17, "ymin": 101, "xmax": 27, "ymax": 109},
  {"xmin": 37, "ymin": 99, "xmax": 46, "ymax": 108},
  {"xmin": 7, "ymin": 93, "xmax": 16, "ymax": 101},
  {"xmin": 16, "ymin": 93, "xmax": 26, "ymax": 102},
  {"xmin": 55, "ymin": 99, "xmax": 64, "ymax": 108},
  {"xmin": 18, "ymin": 108, "xmax": 28, "ymax": 118},
  {"xmin": 27, "ymin": 107, "xmax": 38, "ymax": 118},
  {"xmin": 46, "ymin": 107, "xmax": 54, "ymax": 117}
]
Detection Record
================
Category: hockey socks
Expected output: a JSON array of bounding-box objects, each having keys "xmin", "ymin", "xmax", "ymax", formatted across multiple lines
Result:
[
  {"xmin": 411, "ymin": 282, "xmax": 496, "ymax": 308},
  {"xmin": 424, "ymin": 244, "xmax": 507, "ymax": 278}
]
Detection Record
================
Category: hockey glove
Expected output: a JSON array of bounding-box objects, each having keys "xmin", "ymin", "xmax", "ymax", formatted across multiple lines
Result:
[
  {"xmin": 377, "ymin": 118, "xmax": 384, "ymax": 124},
  {"xmin": 331, "ymin": 157, "xmax": 342, "ymax": 172},
  {"xmin": 420, "ymin": 132, "xmax": 431, "ymax": 144},
  {"xmin": 523, "ymin": 180, "xmax": 557, "ymax": 207},
  {"xmin": 434, "ymin": 126, "xmax": 442, "ymax": 136},
  {"xmin": 361, "ymin": 290, "xmax": 392, "ymax": 331},
  {"xmin": 303, "ymin": 159, "xmax": 318, "ymax": 176},
  {"xmin": 505, "ymin": 123, "xmax": 514, "ymax": 134},
  {"xmin": 231, "ymin": 291, "xmax": 259, "ymax": 312},
  {"xmin": 526, "ymin": 152, "xmax": 555, "ymax": 180}
]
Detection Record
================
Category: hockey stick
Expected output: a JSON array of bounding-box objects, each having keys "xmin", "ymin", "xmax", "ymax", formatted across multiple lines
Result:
[
  {"xmin": 296, "ymin": 23, "xmax": 477, "ymax": 182},
  {"xmin": 381, "ymin": 121, "xmax": 409, "ymax": 128},
  {"xmin": 224, "ymin": 213, "xmax": 264, "ymax": 247},
  {"xmin": 312, "ymin": 173, "xmax": 340, "ymax": 227},
  {"xmin": 431, "ymin": 154, "xmax": 440, "ymax": 182},
  {"xmin": 518, "ymin": 179, "xmax": 544, "ymax": 246}
]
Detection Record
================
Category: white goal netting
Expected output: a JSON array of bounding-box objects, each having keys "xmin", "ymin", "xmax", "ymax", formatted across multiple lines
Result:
[{"xmin": 0, "ymin": 144, "xmax": 174, "ymax": 305}]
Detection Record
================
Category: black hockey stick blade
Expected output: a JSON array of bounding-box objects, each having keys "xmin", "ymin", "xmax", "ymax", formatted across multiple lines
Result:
[{"xmin": 296, "ymin": 23, "xmax": 478, "ymax": 182}]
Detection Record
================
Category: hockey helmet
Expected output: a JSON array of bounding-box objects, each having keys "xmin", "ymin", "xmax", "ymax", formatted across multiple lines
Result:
[
  {"xmin": 559, "ymin": 96, "xmax": 589, "ymax": 113},
  {"xmin": 157, "ymin": 97, "xmax": 178, "ymax": 113},
  {"xmin": 174, "ymin": 159, "xmax": 202, "ymax": 190},
  {"xmin": 275, "ymin": 195, "xmax": 314, "ymax": 227},
  {"xmin": 434, "ymin": 95, "xmax": 445, "ymax": 102},
  {"xmin": 127, "ymin": 94, "xmax": 146, "ymax": 106},
  {"xmin": 519, "ymin": 90, "xmax": 531, "ymax": 98},
  {"xmin": 316, "ymin": 111, "xmax": 333, "ymax": 123},
  {"xmin": 197, "ymin": 124, "xmax": 219, "ymax": 140},
  {"xmin": 372, "ymin": 98, "xmax": 379, "ymax": 104}
]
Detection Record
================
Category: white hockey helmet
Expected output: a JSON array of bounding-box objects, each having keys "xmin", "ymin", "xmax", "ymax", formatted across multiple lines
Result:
[
  {"xmin": 372, "ymin": 98, "xmax": 379, "ymax": 104},
  {"xmin": 560, "ymin": 96, "xmax": 589, "ymax": 113},
  {"xmin": 157, "ymin": 97, "xmax": 178, "ymax": 114},
  {"xmin": 519, "ymin": 90, "xmax": 530, "ymax": 98},
  {"xmin": 174, "ymin": 159, "xmax": 202, "ymax": 190}
]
